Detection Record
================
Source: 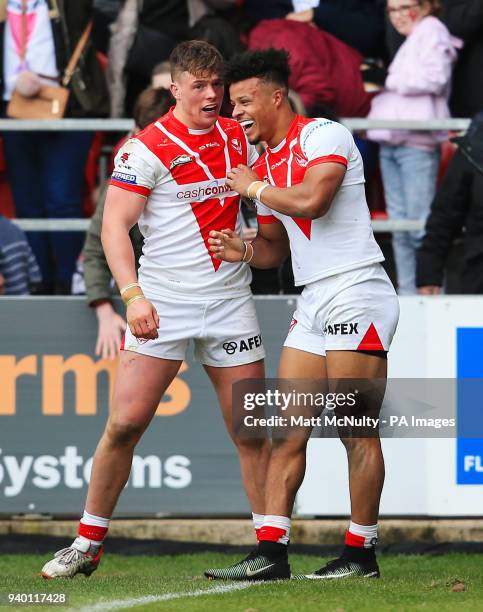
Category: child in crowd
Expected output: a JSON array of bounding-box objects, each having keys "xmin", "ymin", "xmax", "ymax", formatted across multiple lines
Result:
[{"xmin": 368, "ymin": 0, "xmax": 462, "ymax": 294}]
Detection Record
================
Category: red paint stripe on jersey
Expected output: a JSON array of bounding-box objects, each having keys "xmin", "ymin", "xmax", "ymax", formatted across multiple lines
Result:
[
  {"xmin": 257, "ymin": 525, "xmax": 287, "ymax": 542},
  {"xmin": 110, "ymin": 180, "xmax": 150, "ymax": 197},
  {"xmin": 345, "ymin": 530, "xmax": 365, "ymax": 547},
  {"xmin": 120, "ymin": 333, "xmax": 125, "ymax": 351},
  {"xmin": 357, "ymin": 323, "xmax": 384, "ymax": 351},
  {"xmin": 257, "ymin": 214, "xmax": 280, "ymax": 225},
  {"xmin": 307, "ymin": 155, "xmax": 348, "ymax": 170},
  {"xmin": 78, "ymin": 522, "xmax": 108, "ymax": 542}
]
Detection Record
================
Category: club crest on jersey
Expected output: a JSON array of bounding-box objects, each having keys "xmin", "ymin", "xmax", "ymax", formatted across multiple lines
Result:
[
  {"xmin": 231, "ymin": 138, "xmax": 242, "ymax": 155},
  {"xmin": 120, "ymin": 152, "xmax": 130, "ymax": 164},
  {"xmin": 294, "ymin": 153, "xmax": 308, "ymax": 167},
  {"xmin": 170, "ymin": 154, "xmax": 193, "ymax": 170}
]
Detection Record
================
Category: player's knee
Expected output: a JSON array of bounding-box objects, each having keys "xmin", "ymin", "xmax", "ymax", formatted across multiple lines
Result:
[
  {"xmin": 105, "ymin": 420, "xmax": 145, "ymax": 448},
  {"xmin": 340, "ymin": 436, "xmax": 379, "ymax": 455},
  {"xmin": 271, "ymin": 436, "xmax": 308, "ymax": 456},
  {"xmin": 234, "ymin": 436, "xmax": 269, "ymax": 456}
]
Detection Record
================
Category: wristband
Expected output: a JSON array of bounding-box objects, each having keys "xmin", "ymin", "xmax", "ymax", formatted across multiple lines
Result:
[
  {"xmin": 125, "ymin": 294, "xmax": 146, "ymax": 307},
  {"xmin": 120, "ymin": 283, "xmax": 144, "ymax": 305},
  {"xmin": 240, "ymin": 240, "xmax": 248, "ymax": 262},
  {"xmin": 247, "ymin": 180, "xmax": 265, "ymax": 199},
  {"xmin": 120, "ymin": 282, "xmax": 141, "ymax": 295},
  {"xmin": 242, "ymin": 241, "xmax": 254, "ymax": 263},
  {"xmin": 255, "ymin": 183, "xmax": 269, "ymax": 202}
]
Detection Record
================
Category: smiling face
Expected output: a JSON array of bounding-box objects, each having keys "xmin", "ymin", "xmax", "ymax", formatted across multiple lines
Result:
[
  {"xmin": 230, "ymin": 77, "xmax": 283, "ymax": 145},
  {"xmin": 171, "ymin": 70, "xmax": 224, "ymax": 130},
  {"xmin": 387, "ymin": 0, "xmax": 432, "ymax": 36}
]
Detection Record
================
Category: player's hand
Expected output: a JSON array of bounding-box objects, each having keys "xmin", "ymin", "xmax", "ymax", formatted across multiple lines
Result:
[
  {"xmin": 417, "ymin": 286, "xmax": 441, "ymax": 295},
  {"xmin": 227, "ymin": 164, "xmax": 261, "ymax": 198},
  {"xmin": 209, "ymin": 229, "xmax": 245, "ymax": 262},
  {"xmin": 126, "ymin": 298, "xmax": 159, "ymax": 340},
  {"xmin": 95, "ymin": 302, "xmax": 127, "ymax": 360}
]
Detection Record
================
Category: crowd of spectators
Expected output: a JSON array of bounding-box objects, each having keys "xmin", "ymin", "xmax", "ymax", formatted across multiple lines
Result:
[{"xmin": 0, "ymin": 0, "xmax": 481, "ymax": 300}]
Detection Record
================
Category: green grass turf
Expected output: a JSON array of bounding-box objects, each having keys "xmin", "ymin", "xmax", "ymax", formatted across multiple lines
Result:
[{"xmin": 0, "ymin": 552, "xmax": 481, "ymax": 611}]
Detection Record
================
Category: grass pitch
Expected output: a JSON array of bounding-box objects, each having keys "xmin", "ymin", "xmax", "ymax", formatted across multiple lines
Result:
[{"xmin": 0, "ymin": 552, "xmax": 481, "ymax": 611}]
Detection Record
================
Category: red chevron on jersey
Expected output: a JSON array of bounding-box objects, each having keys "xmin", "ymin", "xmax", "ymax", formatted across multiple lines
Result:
[
  {"xmin": 191, "ymin": 195, "xmax": 239, "ymax": 271},
  {"xmin": 293, "ymin": 218, "xmax": 312, "ymax": 239},
  {"xmin": 109, "ymin": 108, "xmax": 258, "ymax": 298},
  {"xmin": 251, "ymin": 114, "xmax": 384, "ymax": 287}
]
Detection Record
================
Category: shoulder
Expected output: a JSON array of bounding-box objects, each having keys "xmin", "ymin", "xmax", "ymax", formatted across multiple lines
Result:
[
  {"xmin": 252, "ymin": 150, "xmax": 268, "ymax": 170},
  {"xmin": 0, "ymin": 216, "xmax": 23, "ymax": 239},
  {"xmin": 300, "ymin": 119, "xmax": 352, "ymax": 148},
  {"xmin": 218, "ymin": 116, "xmax": 244, "ymax": 136},
  {"xmin": 413, "ymin": 15, "xmax": 451, "ymax": 40},
  {"xmin": 129, "ymin": 122, "xmax": 164, "ymax": 153}
]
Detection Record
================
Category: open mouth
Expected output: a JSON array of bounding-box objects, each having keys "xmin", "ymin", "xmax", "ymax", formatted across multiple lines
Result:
[
  {"xmin": 202, "ymin": 104, "xmax": 217, "ymax": 113},
  {"xmin": 239, "ymin": 119, "xmax": 255, "ymax": 134}
]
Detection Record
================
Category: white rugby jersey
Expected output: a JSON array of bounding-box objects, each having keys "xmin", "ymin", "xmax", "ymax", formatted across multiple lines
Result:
[
  {"xmin": 253, "ymin": 115, "xmax": 384, "ymax": 286},
  {"xmin": 110, "ymin": 108, "xmax": 258, "ymax": 299}
]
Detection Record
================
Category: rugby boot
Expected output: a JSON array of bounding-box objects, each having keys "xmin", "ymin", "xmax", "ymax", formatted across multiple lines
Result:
[
  {"xmin": 41, "ymin": 537, "xmax": 103, "ymax": 579},
  {"xmin": 293, "ymin": 547, "xmax": 379, "ymax": 580},
  {"xmin": 205, "ymin": 547, "xmax": 290, "ymax": 581}
]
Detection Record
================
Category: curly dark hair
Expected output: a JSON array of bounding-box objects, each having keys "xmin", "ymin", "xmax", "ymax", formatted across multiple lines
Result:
[{"xmin": 223, "ymin": 48, "xmax": 290, "ymax": 90}]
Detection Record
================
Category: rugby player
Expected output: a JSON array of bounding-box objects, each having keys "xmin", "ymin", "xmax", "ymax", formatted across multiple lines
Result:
[
  {"xmin": 205, "ymin": 49, "xmax": 399, "ymax": 581},
  {"xmin": 41, "ymin": 41, "xmax": 269, "ymax": 579}
]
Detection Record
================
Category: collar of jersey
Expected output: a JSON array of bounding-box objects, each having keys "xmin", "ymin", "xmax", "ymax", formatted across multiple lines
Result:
[
  {"xmin": 165, "ymin": 107, "xmax": 216, "ymax": 136},
  {"xmin": 268, "ymin": 114, "xmax": 301, "ymax": 154}
]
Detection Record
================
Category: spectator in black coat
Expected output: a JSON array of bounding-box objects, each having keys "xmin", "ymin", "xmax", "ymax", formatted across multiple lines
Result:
[
  {"xmin": 442, "ymin": 0, "xmax": 483, "ymax": 117},
  {"xmin": 416, "ymin": 112, "xmax": 483, "ymax": 294},
  {"xmin": 287, "ymin": 0, "xmax": 386, "ymax": 58}
]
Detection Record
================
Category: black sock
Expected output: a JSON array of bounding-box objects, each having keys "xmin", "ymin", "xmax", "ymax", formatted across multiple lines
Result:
[
  {"xmin": 341, "ymin": 544, "xmax": 376, "ymax": 562},
  {"xmin": 258, "ymin": 540, "xmax": 288, "ymax": 560}
]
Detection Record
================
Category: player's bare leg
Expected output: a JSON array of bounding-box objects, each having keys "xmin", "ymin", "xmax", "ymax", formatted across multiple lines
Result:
[
  {"xmin": 204, "ymin": 360, "xmax": 270, "ymax": 515},
  {"xmin": 205, "ymin": 349, "xmax": 322, "ymax": 581},
  {"xmin": 301, "ymin": 350, "xmax": 387, "ymax": 580},
  {"xmin": 264, "ymin": 348, "xmax": 327, "ymax": 517},
  {"xmin": 42, "ymin": 352, "xmax": 182, "ymax": 579},
  {"xmin": 326, "ymin": 350, "xmax": 387, "ymax": 526},
  {"xmin": 85, "ymin": 352, "xmax": 183, "ymax": 517}
]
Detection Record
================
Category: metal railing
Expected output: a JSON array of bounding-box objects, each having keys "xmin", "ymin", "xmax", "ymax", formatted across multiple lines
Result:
[
  {"xmin": 1, "ymin": 117, "xmax": 468, "ymax": 233},
  {"xmin": 0, "ymin": 118, "xmax": 471, "ymax": 131},
  {"xmin": 10, "ymin": 218, "xmax": 425, "ymax": 232}
]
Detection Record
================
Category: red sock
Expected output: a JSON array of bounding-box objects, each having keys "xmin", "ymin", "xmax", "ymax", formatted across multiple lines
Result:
[
  {"xmin": 78, "ymin": 522, "xmax": 108, "ymax": 544},
  {"xmin": 345, "ymin": 529, "xmax": 366, "ymax": 547},
  {"xmin": 257, "ymin": 526, "xmax": 288, "ymax": 543}
]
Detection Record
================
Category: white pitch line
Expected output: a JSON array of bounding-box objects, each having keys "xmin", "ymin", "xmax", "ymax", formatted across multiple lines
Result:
[{"xmin": 73, "ymin": 581, "xmax": 262, "ymax": 612}]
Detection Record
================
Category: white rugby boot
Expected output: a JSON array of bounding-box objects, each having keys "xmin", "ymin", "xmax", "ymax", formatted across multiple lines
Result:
[{"xmin": 41, "ymin": 537, "xmax": 103, "ymax": 579}]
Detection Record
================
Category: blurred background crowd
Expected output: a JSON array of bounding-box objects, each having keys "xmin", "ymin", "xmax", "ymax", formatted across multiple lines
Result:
[{"xmin": 0, "ymin": 0, "xmax": 482, "ymax": 317}]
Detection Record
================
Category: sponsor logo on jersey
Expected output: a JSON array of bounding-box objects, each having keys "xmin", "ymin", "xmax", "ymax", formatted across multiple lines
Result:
[
  {"xmin": 223, "ymin": 334, "xmax": 263, "ymax": 354},
  {"xmin": 288, "ymin": 318, "xmax": 298, "ymax": 334},
  {"xmin": 176, "ymin": 180, "xmax": 232, "ymax": 201},
  {"xmin": 324, "ymin": 323, "xmax": 359, "ymax": 335},
  {"xmin": 112, "ymin": 171, "xmax": 137, "ymax": 184},
  {"xmin": 302, "ymin": 120, "xmax": 333, "ymax": 149},
  {"xmin": 170, "ymin": 154, "xmax": 194, "ymax": 170},
  {"xmin": 199, "ymin": 142, "xmax": 221, "ymax": 151},
  {"xmin": 231, "ymin": 138, "xmax": 242, "ymax": 155},
  {"xmin": 271, "ymin": 158, "xmax": 287, "ymax": 170}
]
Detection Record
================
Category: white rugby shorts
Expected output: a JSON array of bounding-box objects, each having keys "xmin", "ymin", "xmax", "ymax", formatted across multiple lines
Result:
[
  {"xmin": 284, "ymin": 264, "xmax": 399, "ymax": 355},
  {"xmin": 122, "ymin": 293, "xmax": 265, "ymax": 367}
]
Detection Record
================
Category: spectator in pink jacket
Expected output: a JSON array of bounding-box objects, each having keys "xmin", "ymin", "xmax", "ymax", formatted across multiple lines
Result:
[{"xmin": 367, "ymin": 0, "xmax": 461, "ymax": 294}]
